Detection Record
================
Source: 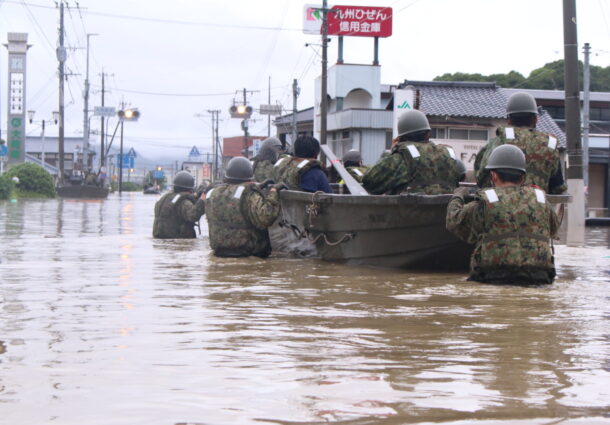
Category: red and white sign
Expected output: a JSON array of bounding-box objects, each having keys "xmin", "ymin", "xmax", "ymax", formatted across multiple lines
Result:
[{"xmin": 328, "ymin": 5, "xmax": 392, "ymax": 38}]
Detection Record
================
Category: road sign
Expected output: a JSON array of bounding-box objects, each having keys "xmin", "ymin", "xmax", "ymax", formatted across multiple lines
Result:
[
  {"xmin": 94, "ymin": 106, "xmax": 117, "ymax": 117},
  {"xmin": 127, "ymin": 147, "xmax": 137, "ymax": 158},
  {"xmin": 119, "ymin": 154, "xmax": 134, "ymax": 169},
  {"xmin": 328, "ymin": 5, "xmax": 393, "ymax": 38},
  {"xmin": 0, "ymin": 144, "xmax": 7, "ymax": 156},
  {"xmin": 252, "ymin": 139, "xmax": 262, "ymax": 157},
  {"xmin": 189, "ymin": 146, "xmax": 200, "ymax": 157},
  {"xmin": 153, "ymin": 170, "xmax": 164, "ymax": 179},
  {"xmin": 259, "ymin": 104, "xmax": 282, "ymax": 115},
  {"xmin": 392, "ymin": 88, "xmax": 414, "ymax": 138}
]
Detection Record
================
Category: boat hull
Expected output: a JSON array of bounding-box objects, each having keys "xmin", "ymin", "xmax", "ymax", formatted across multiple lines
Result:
[
  {"xmin": 275, "ymin": 191, "xmax": 473, "ymax": 270},
  {"xmin": 56, "ymin": 185, "xmax": 109, "ymax": 199}
]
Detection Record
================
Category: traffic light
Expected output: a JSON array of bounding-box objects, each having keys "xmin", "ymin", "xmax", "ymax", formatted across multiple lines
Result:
[
  {"xmin": 118, "ymin": 108, "xmax": 140, "ymax": 121},
  {"xmin": 229, "ymin": 104, "xmax": 253, "ymax": 119}
]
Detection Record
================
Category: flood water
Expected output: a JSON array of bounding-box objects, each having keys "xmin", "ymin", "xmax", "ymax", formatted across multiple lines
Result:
[{"xmin": 1, "ymin": 193, "xmax": 609, "ymax": 425}]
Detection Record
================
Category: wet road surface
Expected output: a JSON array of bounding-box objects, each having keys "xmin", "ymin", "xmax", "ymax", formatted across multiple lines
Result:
[{"xmin": 1, "ymin": 193, "xmax": 609, "ymax": 424}]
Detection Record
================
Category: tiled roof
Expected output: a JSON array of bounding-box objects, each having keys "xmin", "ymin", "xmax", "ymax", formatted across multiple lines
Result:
[{"xmin": 402, "ymin": 80, "xmax": 567, "ymax": 148}]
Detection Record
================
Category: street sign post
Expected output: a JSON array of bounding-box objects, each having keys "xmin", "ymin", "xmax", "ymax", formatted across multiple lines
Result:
[
  {"xmin": 120, "ymin": 154, "xmax": 134, "ymax": 169},
  {"xmin": 94, "ymin": 106, "xmax": 117, "ymax": 117},
  {"xmin": 259, "ymin": 104, "xmax": 282, "ymax": 115}
]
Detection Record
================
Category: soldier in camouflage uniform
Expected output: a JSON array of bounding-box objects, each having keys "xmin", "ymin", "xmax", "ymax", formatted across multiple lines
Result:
[
  {"xmin": 340, "ymin": 150, "xmax": 368, "ymax": 183},
  {"xmin": 363, "ymin": 109, "xmax": 462, "ymax": 195},
  {"xmin": 153, "ymin": 171, "xmax": 206, "ymax": 239},
  {"xmin": 447, "ymin": 145, "xmax": 560, "ymax": 284},
  {"xmin": 273, "ymin": 135, "xmax": 331, "ymax": 193},
  {"xmin": 475, "ymin": 92, "xmax": 566, "ymax": 194},
  {"xmin": 205, "ymin": 156, "xmax": 283, "ymax": 258},
  {"xmin": 252, "ymin": 136, "xmax": 283, "ymax": 182}
]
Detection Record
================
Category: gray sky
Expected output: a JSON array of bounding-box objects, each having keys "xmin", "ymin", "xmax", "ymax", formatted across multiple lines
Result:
[{"xmin": 1, "ymin": 0, "xmax": 609, "ymax": 163}]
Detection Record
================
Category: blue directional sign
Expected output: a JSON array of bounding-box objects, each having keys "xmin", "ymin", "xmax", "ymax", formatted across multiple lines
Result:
[
  {"xmin": 153, "ymin": 170, "xmax": 164, "ymax": 179},
  {"xmin": 0, "ymin": 144, "xmax": 7, "ymax": 156},
  {"xmin": 189, "ymin": 146, "xmax": 200, "ymax": 157},
  {"xmin": 120, "ymin": 154, "xmax": 135, "ymax": 169}
]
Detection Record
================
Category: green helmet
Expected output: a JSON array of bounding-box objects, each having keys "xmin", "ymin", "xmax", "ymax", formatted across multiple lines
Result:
[
  {"xmin": 259, "ymin": 137, "xmax": 282, "ymax": 163},
  {"xmin": 225, "ymin": 156, "xmax": 254, "ymax": 182},
  {"xmin": 342, "ymin": 149, "xmax": 362, "ymax": 164},
  {"xmin": 485, "ymin": 144, "xmax": 526, "ymax": 174},
  {"xmin": 397, "ymin": 109, "xmax": 431, "ymax": 138},
  {"xmin": 506, "ymin": 92, "xmax": 538, "ymax": 116},
  {"xmin": 173, "ymin": 171, "xmax": 195, "ymax": 191}
]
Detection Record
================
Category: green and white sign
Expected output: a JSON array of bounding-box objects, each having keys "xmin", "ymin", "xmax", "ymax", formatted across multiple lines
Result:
[{"xmin": 393, "ymin": 88, "xmax": 414, "ymax": 138}]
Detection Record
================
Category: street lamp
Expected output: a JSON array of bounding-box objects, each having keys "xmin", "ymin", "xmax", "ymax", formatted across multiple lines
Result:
[{"xmin": 27, "ymin": 110, "xmax": 59, "ymax": 167}]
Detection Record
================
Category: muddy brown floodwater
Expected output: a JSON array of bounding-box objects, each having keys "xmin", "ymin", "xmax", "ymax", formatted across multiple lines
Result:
[{"xmin": 1, "ymin": 193, "xmax": 609, "ymax": 425}]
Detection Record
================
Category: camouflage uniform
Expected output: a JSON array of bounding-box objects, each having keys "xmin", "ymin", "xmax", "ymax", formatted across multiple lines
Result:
[
  {"xmin": 252, "ymin": 159, "xmax": 275, "ymax": 182},
  {"xmin": 273, "ymin": 156, "xmax": 323, "ymax": 190},
  {"xmin": 475, "ymin": 127, "xmax": 566, "ymax": 193},
  {"xmin": 363, "ymin": 141, "xmax": 461, "ymax": 195},
  {"xmin": 446, "ymin": 185, "xmax": 560, "ymax": 284},
  {"xmin": 344, "ymin": 166, "xmax": 369, "ymax": 183},
  {"xmin": 153, "ymin": 192, "xmax": 205, "ymax": 238},
  {"xmin": 205, "ymin": 183, "xmax": 280, "ymax": 257}
]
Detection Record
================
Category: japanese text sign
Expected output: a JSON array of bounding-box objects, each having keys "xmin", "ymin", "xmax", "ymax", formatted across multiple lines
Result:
[{"xmin": 328, "ymin": 5, "xmax": 392, "ymax": 38}]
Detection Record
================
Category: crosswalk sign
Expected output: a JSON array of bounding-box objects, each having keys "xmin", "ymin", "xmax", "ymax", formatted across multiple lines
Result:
[
  {"xmin": 127, "ymin": 147, "xmax": 137, "ymax": 158},
  {"xmin": 189, "ymin": 146, "xmax": 200, "ymax": 157}
]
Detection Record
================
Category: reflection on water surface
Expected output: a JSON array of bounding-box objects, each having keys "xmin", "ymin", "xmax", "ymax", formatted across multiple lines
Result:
[{"xmin": 1, "ymin": 193, "xmax": 609, "ymax": 424}]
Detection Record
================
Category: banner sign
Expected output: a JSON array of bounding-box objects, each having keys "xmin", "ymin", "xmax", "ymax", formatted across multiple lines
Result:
[
  {"xmin": 303, "ymin": 4, "xmax": 323, "ymax": 35},
  {"xmin": 328, "ymin": 5, "xmax": 392, "ymax": 38}
]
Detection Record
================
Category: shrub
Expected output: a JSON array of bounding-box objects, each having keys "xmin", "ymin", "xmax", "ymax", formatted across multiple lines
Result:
[
  {"xmin": 6, "ymin": 163, "xmax": 56, "ymax": 198},
  {"xmin": 0, "ymin": 173, "xmax": 14, "ymax": 200},
  {"xmin": 110, "ymin": 181, "xmax": 142, "ymax": 192}
]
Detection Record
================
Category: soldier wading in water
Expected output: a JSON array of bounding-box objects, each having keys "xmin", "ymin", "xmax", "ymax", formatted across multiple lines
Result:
[
  {"xmin": 205, "ymin": 156, "xmax": 284, "ymax": 258},
  {"xmin": 153, "ymin": 171, "xmax": 206, "ymax": 239},
  {"xmin": 446, "ymin": 144, "xmax": 560, "ymax": 285}
]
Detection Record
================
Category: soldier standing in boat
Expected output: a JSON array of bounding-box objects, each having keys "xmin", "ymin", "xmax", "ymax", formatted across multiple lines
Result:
[
  {"xmin": 446, "ymin": 144, "xmax": 560, "ymax": 285},
  {"xmin": 474, "ymin": 92, "xmax": 566, "ymax": 194},
  {"xmin": 273, "ymin": 135, "xmax": 332, "ymax": 193},
  {"xmin": 362, "ymin": 109, "xmax": 462, "ymax": 195},
  {"xmin": 153, "ymin": 171, "xmax": 206, "ymax": 239},
  {"xmin": 205, "ymin": 156, "xmax": 284, "ymax": 258},
  {"xmin": 341, "ymin": 150, "xmax": 368, "ymax": 183},
  {"xmin": 252, "ymin": 136, "xmax": 283, "ymax": 182}
]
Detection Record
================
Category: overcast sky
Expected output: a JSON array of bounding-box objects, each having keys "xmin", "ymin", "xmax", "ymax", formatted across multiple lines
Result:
[{"xmin": 1, "ymin": 0, "xmax": 609, "ymax": 163}]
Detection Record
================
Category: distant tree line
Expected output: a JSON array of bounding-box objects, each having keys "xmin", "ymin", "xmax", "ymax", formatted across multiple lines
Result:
[{"xmin": 434, "ymin": 60, "xmax": 610, "ymax": 92}]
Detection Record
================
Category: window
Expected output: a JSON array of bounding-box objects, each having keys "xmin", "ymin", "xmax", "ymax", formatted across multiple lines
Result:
[
  {"xmin": 342, "ymin": 130, "xmax": 350, "ymax": 139},
  {"xmin": 545, "ymin": 105, "xmax": 565, "ymax": 119},
  {"xmin": 385, "ymin": 131, "xmax": 393, "ymax": 149},
  {"xmin": 590, "ymin": 107, "xmax": 610, "ymax": 121},
  {"xmin": 431, "ymin": 127, "xmax": 446, "ymax": 139},
  {"xmin": 448, "ymin": 128, "xmax": 488, "ymax": 141},
  {"xmin": 449, "ymin": 129, "xmax": 468, "ymax": 140}
]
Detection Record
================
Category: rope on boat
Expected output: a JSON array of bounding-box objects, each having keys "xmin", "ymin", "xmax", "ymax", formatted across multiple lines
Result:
[{"xmin": 277, "ymin": 191, "xmax": 354, "ymax": 246}]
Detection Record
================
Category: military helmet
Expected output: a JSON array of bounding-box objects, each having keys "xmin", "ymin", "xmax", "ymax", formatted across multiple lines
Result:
[
  {"xmin": 455, "ymin": 159, "xmax": 467, "ymax": 176},
  {"xmin": 397, "ymin": 109, "xmax": 431, "ymax": 137},
  {"xmin": 259, "ymin": 137, "xmax": 282, "ymax": 163},
  {"xmin": 342, "ymin": 149, "xmax": 362, "ymax": 164},
  {"xmin": 225, "ymin": 156, "xmax": 254, "ymax": 182},
  {"xmin": 506, "ymin": 92, "xmax": 538, "ymax": 116},
  {"xmin": 173, "ymin": 171, "xmax": 195, "ymax": 191},
  {"xmin": 485, "ymin": 144, "xmax": 526, "ymax": 174}
]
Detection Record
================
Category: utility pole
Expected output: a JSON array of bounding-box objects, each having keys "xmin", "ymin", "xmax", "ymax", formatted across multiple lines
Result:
[
  {"xmin": 83, "ymin": 33, "xmax": 97, "ymax": 171},
  {"xmin": 57, "ymin": 0, "xmax": 66, "ymax": 185},
  {"xmin": 320, "ymin": 0, "xmax": 329, "ymax": 148},
  {"xmin": 118, "ymin": 100, "xmax": 125, "ymax": 194},
  {"xmin": 292, "ymin": 78, "xmax": 300, "ymax": 146},
  {"xmin": 215, "ymin": 112, "xmax": 221, "ymax": 180},
  {"xmin": 563, "ymin": 0, "xmax": 585, "ymax": 245},
  {"xmin": 582, "ymin": 42, "xmax": 591, "ymax": 195},
  {"xmin": 242, "ymin": 88, "xmax": 249, "ymax": 156},
  {"xmin": 100, "ymin": 72, "xmax": 106, "ymax": 169},
  {"xmin": 207, "ymin": 109, "xmax": 221, "ymax": 181},
  {"xmin": 267, "ymin": 76, "xmax": 271, "ymax": 137}
]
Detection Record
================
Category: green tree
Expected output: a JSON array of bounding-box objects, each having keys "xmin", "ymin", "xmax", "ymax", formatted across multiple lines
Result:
[
  {"xmin": 6, "ymin": 162, "xmax": 56, "ymax": 198},
  {"xmin": 0, "ymin": 173, "xmax": 15, "ymax": 200}
]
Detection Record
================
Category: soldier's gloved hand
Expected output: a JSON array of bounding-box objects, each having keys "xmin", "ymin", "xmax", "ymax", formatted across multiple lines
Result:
[
  {"xmin": 258, "ymin": 179, "xmax": 275, "ymax": 189},
  {"xmin": 452, "ymin": 186, "xmax": 470, "ymax": 200},
  {"xmin": 271, "ymin": 183, "xmax": 288, "ymax": 192},
  {"xmin": 195, "ymin": 183, "xmax": 209, "ymax": 198}
]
